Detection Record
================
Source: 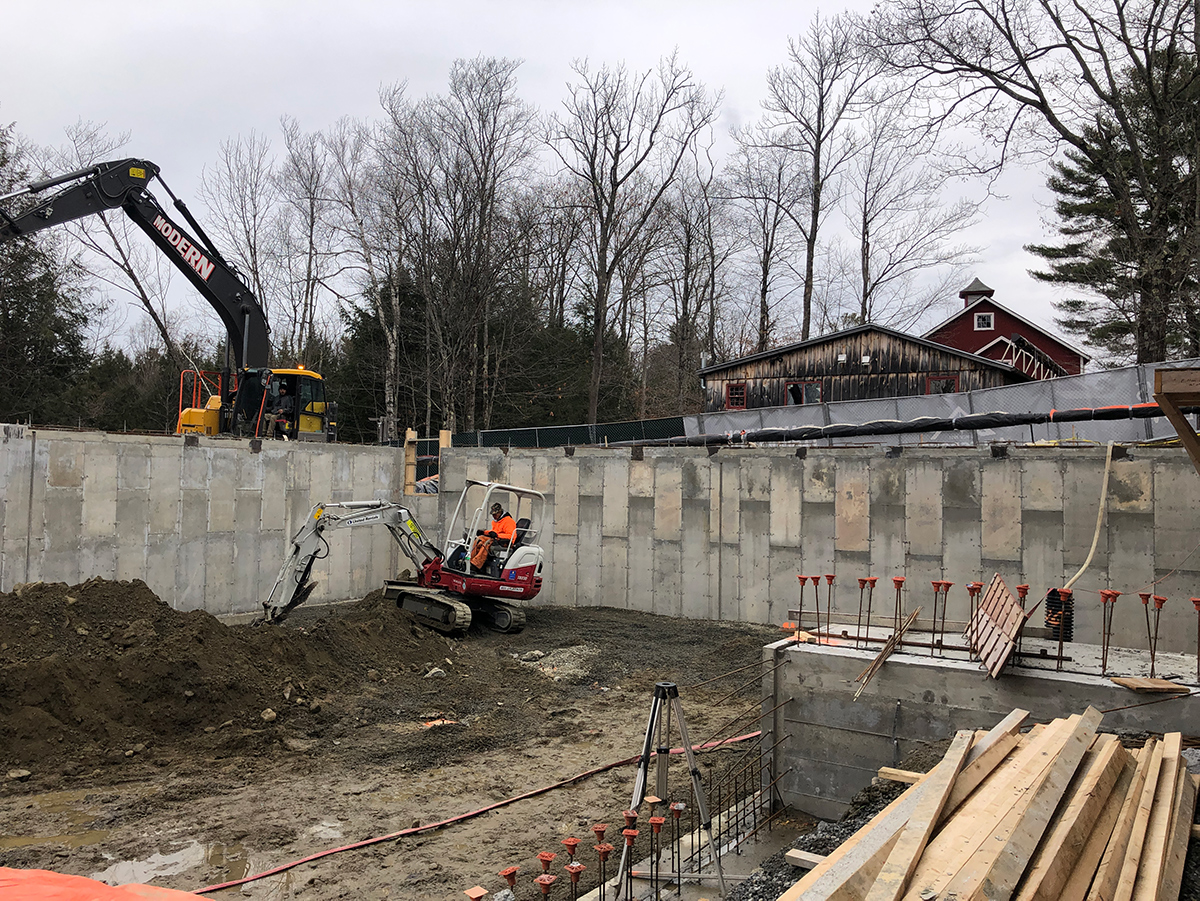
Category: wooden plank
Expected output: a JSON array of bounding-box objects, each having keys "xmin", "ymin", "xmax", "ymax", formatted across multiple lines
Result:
[
  {"xmin": 1130, "ymin": 732, "xmax": 1183, "ymax": 901},
  {"xmin": 777, "ymin": 709, "xmax": 1028, "ymax": 901},
  {"xmin": 1059, "ymin": 749, "xmax": 1141, "ymax": 901},
  {"xmin": 942, "ymin": 708, "xmax": 1104, "ymax": 901},
  {"xmin": 986, "ymin": 602, "xmax": 1026, "ymax": 676},
  {"xmin": 1109, "ymin": 676, "xmax": 1188, "ymax": 693},
  {"xmin": 902, "ymin": 717, "xmax": 1078, "ymax": 900},
  {"xmin": 1014, "ymin": 736, "xmax": 1128, "ymax": 901},
  {"xmin": 784, "ymin": 849, "xmax": 826, "ymax": 870},
  {"xmin": 945, "ymin": 731, "xmax": 1022, "ymax": 814},
  {"xmin": 1160, "ymin": 773, "xmax": 1199, "ymax": 901},
  {"xmin": 878, "ymin": 767, "xmax": 924, "ymax": 784},
  {"xmin": 1087, "ymin": 738, "xmax": 1161, "ymax": 901},
  {"xmin": 866, "ymin": 730, "xmax": 975, "ymax": 901},
  {"xmin": 1112, "ymin": 733, "xmax": 1175, "ymax": 901}
]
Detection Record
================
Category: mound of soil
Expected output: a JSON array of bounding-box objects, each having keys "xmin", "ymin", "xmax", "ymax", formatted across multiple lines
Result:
[{"xmin": 0, "ymin": 579, "xmax": 550, "ymax": 771}]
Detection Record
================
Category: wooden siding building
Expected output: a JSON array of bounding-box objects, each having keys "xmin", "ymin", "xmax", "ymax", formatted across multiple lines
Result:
[{"xmin": 698, "ymin": 324, "xmax": 1029, "ymax": 413}]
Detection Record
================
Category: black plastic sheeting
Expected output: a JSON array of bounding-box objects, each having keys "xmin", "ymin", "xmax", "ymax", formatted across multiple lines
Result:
[{"xmin": 624, "ymin": 403, "xmax": 1196, "ymax": 448}]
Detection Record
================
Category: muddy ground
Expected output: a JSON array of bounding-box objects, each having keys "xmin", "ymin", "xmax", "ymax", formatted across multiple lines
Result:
[{"xmin": 0, "ymin": 579, "xmax": 789, "ymax": 900}]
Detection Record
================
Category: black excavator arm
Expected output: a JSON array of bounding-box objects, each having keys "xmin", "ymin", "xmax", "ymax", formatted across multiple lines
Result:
[{"xmin": 0, "ymin": 158, "xmax": 269, "ymax": 370}]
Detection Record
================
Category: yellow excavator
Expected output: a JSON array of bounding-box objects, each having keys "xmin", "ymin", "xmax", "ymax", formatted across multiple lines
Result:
[{"xmin": 0, "ymin": 158, "xmax": 335, "ymax": 441}]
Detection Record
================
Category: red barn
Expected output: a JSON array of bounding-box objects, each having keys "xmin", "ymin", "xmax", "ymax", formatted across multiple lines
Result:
[{"xmin": 923, "ymin": 278, "xmax": 1089, "ymax": 378}]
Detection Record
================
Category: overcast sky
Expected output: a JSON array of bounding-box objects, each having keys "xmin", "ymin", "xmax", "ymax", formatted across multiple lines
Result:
[{"xmin": 3, "ymin": 0, "xmax": 1076, "ymax": 351}]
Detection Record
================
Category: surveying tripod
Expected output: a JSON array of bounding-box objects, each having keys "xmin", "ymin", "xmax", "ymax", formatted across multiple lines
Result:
[{"xmin": 615, "ymin": 681, "xmax": 727, "ymax": 898}]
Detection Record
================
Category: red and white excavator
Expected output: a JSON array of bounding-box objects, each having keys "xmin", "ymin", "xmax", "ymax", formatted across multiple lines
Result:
[{"xmin": 262, "ymin": 480, "xmax": 545, "ymax": 633}]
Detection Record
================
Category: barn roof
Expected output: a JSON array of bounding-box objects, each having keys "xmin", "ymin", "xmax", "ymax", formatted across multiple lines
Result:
[{"xmin": 697, "ymin": 322, "xmax": 1028, "ymax": 378}]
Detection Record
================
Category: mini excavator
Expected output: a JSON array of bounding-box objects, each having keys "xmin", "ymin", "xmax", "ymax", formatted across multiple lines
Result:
[{"xmin": 262, "ymin": 480, "xmax": 545, "ymax": 633}]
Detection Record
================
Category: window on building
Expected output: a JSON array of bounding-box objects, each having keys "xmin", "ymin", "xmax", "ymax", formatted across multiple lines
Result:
[
  {"xmin": 726, "ymin": 382, "xmax": 747, "ymax": 409},
  {"xmin": 787, "ymin": 381, "xmax": 821, "ymax": 405},
  {"xmin": 974, "ymin": 312, "xmax": 994, "ymax": 330},
  {"xmin": 926, "ymin": 374, "xmax": 960, "ymax": 394}
]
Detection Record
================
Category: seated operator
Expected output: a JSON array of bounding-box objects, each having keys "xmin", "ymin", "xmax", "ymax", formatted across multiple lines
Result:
[
  {"xmin": 470, "ymin": 502, "xmax": 517, "ymax": 577},
  {"xmin": 269, "ymin": 384, "xmax": 295, "ymax": 439},
  {"xmin": 485, "ymin": 502, "xmax": 516, "ymax": 544}
]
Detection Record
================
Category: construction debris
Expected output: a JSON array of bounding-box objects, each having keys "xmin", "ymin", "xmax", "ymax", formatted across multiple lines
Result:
[
  {"xmin": 964, "ymin": 573, "xmax": 1035, "ymax": 677},
  {"xmin": 778, "ymin": 707, "xmax": 1199, "ymax": 901},
  {"xmin": 853, "ymin": 607, "xmax": 921, "ymax": 700}
]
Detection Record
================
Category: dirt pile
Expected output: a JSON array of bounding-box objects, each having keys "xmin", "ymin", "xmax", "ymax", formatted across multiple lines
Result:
[{"xmin": 0, "ymin": 579, "xmax": 542, "ymax": 771}]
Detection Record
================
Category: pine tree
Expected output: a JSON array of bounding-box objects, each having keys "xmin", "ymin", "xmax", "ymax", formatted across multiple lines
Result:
[{"xmin": 1026, "ymin": 55, "xmax": 1199, "ymax": 364}]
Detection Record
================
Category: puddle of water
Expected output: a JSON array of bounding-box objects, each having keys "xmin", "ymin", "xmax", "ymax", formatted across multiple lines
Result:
[
  {"xmin": 0, "ymin": 788, "xmax": 110, "ymax": 849},
  {"xmin": 91, "ymin": 841, "xmax": 255, "ymax": 885}
]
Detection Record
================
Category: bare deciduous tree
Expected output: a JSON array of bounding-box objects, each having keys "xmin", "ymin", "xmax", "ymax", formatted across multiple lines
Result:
[
  {"xmin": 199, "ymin": 130, "xmax": 282, "ymax": 325},
  {"xmin": 50, "ymin": 120, "xmax": 187, "ymax": 368},
  {"xmin": 548, "ymin": 52, "xmax": 720, "ymax": 423},
  {"xmin": 869, "ymin": 0, "xmax": 1199, "ymax": 362},
  {"xmin": 276, "ymin": 115, "xmax": 341, "ymax": 365},
  {"xmin": 841, "ymin": 96, "xmax": 981, "ymax": 326},
  {"xmin": 728, "ymin": 123, "xmax": 807, "ymax": 352},
  {"xmin": 764, "ymin": 13, "xmax": 876, "ymax": 340}
]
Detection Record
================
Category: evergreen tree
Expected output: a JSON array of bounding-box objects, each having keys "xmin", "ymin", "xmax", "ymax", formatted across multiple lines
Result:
[
  {"xmin": 0, "ymin": 124, "xmax": 93, "ymax": 425},
  {"xmin": 1026, "ymin": 55, "xmax": 1199, "ymax": 364}
]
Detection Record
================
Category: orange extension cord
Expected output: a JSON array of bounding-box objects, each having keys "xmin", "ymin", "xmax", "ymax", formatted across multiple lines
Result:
[{"xmin": 195, "ymin": 730, "xmax": 762, "ymax": 894}]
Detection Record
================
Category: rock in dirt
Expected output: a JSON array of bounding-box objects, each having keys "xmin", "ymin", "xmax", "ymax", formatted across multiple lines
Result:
[
  {"xmin": 424, "ymin": 667, "xmax": 447, "ymax": 678},
  {"xmin": 6, "ymin": 769, "xmax": 31, "ymax": 781},
  {"xmin": 261, "ymin": 708, "xmax": 278, "ymax": 722}
]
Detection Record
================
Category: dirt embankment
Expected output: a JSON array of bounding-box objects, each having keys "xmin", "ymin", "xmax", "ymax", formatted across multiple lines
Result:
[{"xmin": 0, "ymin": 579, "xmax": 784, "ymax": 901}]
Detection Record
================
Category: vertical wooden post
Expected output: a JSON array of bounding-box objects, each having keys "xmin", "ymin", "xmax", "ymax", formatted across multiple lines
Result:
[{"xmin": 404, "ymin": 428, "xmax": 418, "ymax": 495}]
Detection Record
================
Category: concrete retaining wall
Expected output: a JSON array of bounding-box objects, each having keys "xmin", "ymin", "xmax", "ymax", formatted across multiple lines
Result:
[
  {"xmin": 3, "ymin": 430, "xmax": 1200, "ymax": 651},
  {"xmin": 0, "ymin": 427, "xmax": 431, "ymax": 615},
  {"xmin": 440, "ymin": 444, "xmax": 1200, "ymax": 653},
  {"xmin": 762, "ymin": 640, "xmax": 1199, "ymax": 819}
]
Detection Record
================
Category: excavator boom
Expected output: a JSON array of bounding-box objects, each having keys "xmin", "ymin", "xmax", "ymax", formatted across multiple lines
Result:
[{"xmin": 0, "ymin": 158, "xmax": 269, "ymax": 369}]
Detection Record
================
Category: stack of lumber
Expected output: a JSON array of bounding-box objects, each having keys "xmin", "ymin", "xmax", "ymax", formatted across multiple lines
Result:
[{"xmin": 779, "ymin": 707, "xmax": 1199, "ymax": 901}]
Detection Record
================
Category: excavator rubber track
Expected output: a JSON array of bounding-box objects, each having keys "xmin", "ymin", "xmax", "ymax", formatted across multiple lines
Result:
[
  {"xmin": 383, "ymin": 583, "xmax": 473, "ymax": 635},
  {"xmin": 472, "ymin": 600, "xmax": 526, "ymax": 634}
]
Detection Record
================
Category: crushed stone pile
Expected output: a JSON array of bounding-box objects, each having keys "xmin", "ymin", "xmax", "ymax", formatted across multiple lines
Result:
[{"xmin": 0, "ymin": 578, "xmax": 517, "ymax": 770}]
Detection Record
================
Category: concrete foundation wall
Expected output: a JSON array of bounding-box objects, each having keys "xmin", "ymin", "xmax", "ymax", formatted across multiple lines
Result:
[
  {"xmin": 763, "ymin": 640, "xmax": 1200, "ymax": 820},
  {"xmin": 441, "ymin": 444, "xmax": 1200, "ymax": 653},
  {"xmin": 0, "ymin": 427, "xmax": 430, "ymax": 615},
  {"xmin": 3, "ymin": 430, "xmax": 1199, "ymax": 646}
]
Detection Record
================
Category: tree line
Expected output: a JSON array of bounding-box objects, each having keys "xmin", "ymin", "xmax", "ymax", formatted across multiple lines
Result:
[{"xmin": 2, "ymin": 0, "xmax": 1196, "ymax": 442}]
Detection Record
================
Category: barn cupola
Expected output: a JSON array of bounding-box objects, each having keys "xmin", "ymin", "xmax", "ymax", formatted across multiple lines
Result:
[{"xmin": 959, "ymin": 277, "xmax": 995, "ymax": 308}]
